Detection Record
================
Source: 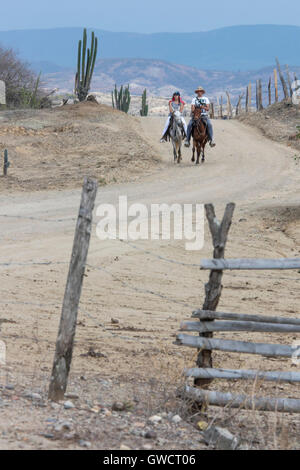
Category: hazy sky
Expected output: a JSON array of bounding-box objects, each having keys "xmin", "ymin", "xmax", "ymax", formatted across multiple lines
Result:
[{"xmin": 1, "ymin": 0, "xmax": 300, "ymax": 32}]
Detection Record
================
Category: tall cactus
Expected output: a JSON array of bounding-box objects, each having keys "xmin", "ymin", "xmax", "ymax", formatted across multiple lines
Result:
[
  {"xmin": 75, "ymin": 28, "xmax": 98, "ymax": 102},
  {"xmin": 112, "ymin": 84, "xmax": 131, "ymax": 113},
  {"xmin": 140, "ymin": 89, "xmax": 149, "ymax": 116}
]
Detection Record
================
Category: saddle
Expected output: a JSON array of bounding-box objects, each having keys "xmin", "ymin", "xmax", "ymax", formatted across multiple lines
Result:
[
  {"xmin": 192, "ymin": 109, "xmax": 208, "ymax": 137},
  {"xmin": 164, "ymin": 114, "xmax": 186, "ymax": 141}
]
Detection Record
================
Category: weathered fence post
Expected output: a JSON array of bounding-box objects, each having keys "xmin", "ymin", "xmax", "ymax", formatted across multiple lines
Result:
[
  {"xmin": 268, "ymin": 77, "xmax": 272, "ymax": 106},
  {"xmin": 210, "ymin": 102, "xmax": 215, "ymax": 119},
  {"xmin": 220, "ymin": 95, "xmax": 223, "ymax": 118},
  {"xmin": 48, "ymin": 177, "xmax": 98, "ymax": 401},
  {"xmin": 285, "ymin": 64, "xmax": 293, "ymax": 98},
  {"xmin": 256, "ymin": 80, "xmax": 259, "ymax": 110},
  {"xmin": 235, "ymin": 94, "xmax": 243, "ymax": 116},
  {"xmin": 245, "ymin": 86, "xmax": 249, "ymax": 113},
  {"xmin": 216, "ymin": 96, "xmax": 220, "ymax": 118},
  {"xmin": 248, "ymin": 83, "xmax": 252, "ymax": 111},
  {"xmin": 226, "ymin": 92, "xmax": 232, "ymax": 118},
  {"xmin": 3, "ymin": 149, "xmax": 10, "ymax": 176},
  {"xmin": 276, "ymin": 57, "xmax": 289, "ymax": 100},
  {"xmin": 274, "ymin": 69, "xmax": 279, "ymax": 102},
  {"xmin": 258, "ymin": 79, "xmax": 263, "ymax": 110},
  {"xmin": 195, "ymin": 203, "xmax": 235, "ymax": 387}
]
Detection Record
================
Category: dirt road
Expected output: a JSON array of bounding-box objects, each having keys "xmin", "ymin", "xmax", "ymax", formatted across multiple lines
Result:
[{"xmin": 0, "ymin": 116, "xmax": 299, "ymax": 449}]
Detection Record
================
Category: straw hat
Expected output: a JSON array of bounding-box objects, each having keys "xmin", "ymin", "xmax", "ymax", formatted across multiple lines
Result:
[{"xmin": 195, "ymin": 86, "xmax": 206, "ymax": 94}]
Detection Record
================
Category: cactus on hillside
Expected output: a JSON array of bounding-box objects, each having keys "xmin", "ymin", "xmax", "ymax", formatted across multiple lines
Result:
[
  {"xmin": 112, "ymin": 84, "xmax": 131, "ymax": 113},
  {"xmin": 75, "ymin": 28, "xmax": 98, "ymax": 102},
  {"xmin": 140, "ymin": 89, "xmax": 148, "ymax": 116}
]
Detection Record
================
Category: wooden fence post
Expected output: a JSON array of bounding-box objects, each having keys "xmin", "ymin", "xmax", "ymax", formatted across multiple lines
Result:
[
  {"xmin": 276, "ymin": 57, "xmax": 289, "ymax": 100},
  {"xmin": 248, "ymin": 83, "xmax": 252, "ymax": 111},
  {"xmin": 256, "ymin": 80, "xmax": 259, "ymax": 110},
  {"xmin": 285, "ymin": 64, "xmax": 293, "ymax": 98},
  {"xmin": 220, "ymin": 95, "xmax": 223, "ymax": 118},
  {"xmin": 226, "ymin": 92, "xmax": 232, "ymax": 119},
  {"xmin": 268, "ymin": 77, "xmax": 272, "ymax": 106},
  {"xmin": 236, "ymin": 93, "xmax": 243, "ymax": 116},
  {"xmin": 195, "ymin": 203, "xmax": 235, "ymax": 387},
  {"xmin": 245, "ymin": 86, "xmax": 249, "ymax": 112},
  {"xmin": 258, "ymin": 79, "xmax": 263, "ymax": 110},
  {"xmin": 48, "ymin": 177, "xmax": 98, "ymax": 401},
  {"xmin": 210, "ymin": 102, "xmax": 215, "ymax": 119},
  {"xmin": 3, "ymin": 149, "xmax": 10, "ymax": 176},
  {"xmin": 274, "ymin": 69, "xmax": 279, "ymax": 102}
]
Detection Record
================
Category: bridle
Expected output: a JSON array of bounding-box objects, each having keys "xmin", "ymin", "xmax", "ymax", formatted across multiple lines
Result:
[
  {"xmin": 193, "ymin": 109, "xmax": 207, "ymax": 136},
  {"xmin": 171, "ymin": 111, "xmax": 183, "ymax": 138}
]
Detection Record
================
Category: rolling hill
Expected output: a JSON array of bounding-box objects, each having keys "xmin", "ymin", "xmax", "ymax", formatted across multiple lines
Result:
[
  {"xmin": 42, "ymin": 58, "xmax": 300, "ymax": 103},
  {"xmin": 0, "ymin": 25, "xmax": 300, "ymax": 71}
]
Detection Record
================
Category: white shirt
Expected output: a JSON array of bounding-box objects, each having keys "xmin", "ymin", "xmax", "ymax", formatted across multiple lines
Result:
[{"xmin": 191, "ymin": 96, "xmax": 210, "ymax": 116}]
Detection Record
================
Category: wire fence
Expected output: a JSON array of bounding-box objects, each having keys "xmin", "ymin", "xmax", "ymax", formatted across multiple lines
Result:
[{"xmin": 1, "ymin": 206, "xmax": 300, "ymax": 393}]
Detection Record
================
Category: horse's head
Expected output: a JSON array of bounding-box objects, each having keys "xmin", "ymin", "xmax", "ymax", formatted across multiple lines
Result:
[
  {"xmin": 193, "ymin": 108, "xmax": 202, "ymax": 120},
  {"xmin": 173, "ymin": 110, "xmax": 182, "ymax": 124}
]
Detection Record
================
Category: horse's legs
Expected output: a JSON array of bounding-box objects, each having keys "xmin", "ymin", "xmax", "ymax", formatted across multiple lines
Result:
[
  {"xmin": 202, "ymin": 142, "xmax": 207, "ymax": 162},
  {"xmin": 173, "ymin": 142, "xmax": 177, "ymax": 163},
  {"xmin": 177, "ymin": 141, "xmax": 182, "ymax": 163},
  {"xmin": 192, "ymin": 141, "xmax": 195, "ymax": 162},
  {"xmin": 196, "ymin": 145, "xmax": 201, "ymax": 165}
]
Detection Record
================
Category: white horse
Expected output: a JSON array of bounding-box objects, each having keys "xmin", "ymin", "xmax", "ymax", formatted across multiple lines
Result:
[{"xmin": 170, "ymin": 111, "xmax": 185, "ymax": 164}]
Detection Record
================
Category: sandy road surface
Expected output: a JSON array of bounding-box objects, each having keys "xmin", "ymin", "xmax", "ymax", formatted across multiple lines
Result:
[{"xmin": 0, "ymin": 117, "xmax": 300, "ymax": 449}]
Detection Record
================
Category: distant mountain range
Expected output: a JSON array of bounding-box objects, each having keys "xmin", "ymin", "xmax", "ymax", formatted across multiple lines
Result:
[
  {"xmin": 41, "ymin": 58, "xmax": 300, "ymax": 104},
  {"xmin": 0, "ymin": 25, "xmax": 300, "ymax": 71}
]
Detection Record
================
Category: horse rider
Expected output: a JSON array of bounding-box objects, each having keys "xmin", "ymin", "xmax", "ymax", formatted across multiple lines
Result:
[
  {"xmin": 184, "ymin": 86, "xmax": 216, "ymax": 148},
  {"xmin": 160, "ymin": 91, "xmax": 187, "ymax": 142}
]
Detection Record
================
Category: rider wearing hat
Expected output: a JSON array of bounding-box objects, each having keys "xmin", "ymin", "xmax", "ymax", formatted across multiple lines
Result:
[
  {"xmin": 184, "ymin": 86, "xmax": 216, "ymax": 148},
  {"xmin": 160, "ymin": 91, "xmax": 187, "ymax": 142}
]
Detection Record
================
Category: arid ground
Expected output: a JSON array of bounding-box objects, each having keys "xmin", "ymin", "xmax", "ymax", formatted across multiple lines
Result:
[{"xmin": 0, "ymin": 102, "xmax": 299, "ymax": 449}]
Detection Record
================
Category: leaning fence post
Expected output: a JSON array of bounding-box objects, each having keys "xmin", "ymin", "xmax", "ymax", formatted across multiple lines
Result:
[
  {"xmin": 195, "ymin": 203, "xmax": 235, "ymax": 388},
  {"xmin": 274, "ymin": 69, "xmax": 279, "ymax": 102},
  {"xmin": 245, "ymin": 86, "xmax": 249, "ymax": 113},
  {"xmin": 268, "ymin": 77, "xmax": 272, "ymax": 106},
  {"xmin": 248, "ymin": 83, "xmax": 252, "ymax": 112},
  {"xmin": 276, "ymin": 57, "xmax": 289, "ymax": 100},
  {"xmin": 285, "ymin": 64, "xmax": 293, "ymax": 98},
  {"xmin": 220, "ymin": 95, "xmax": 223, "ymax": 118},
  {"xmin": 48, "ymin": 177, "xmax": 98, "ymax": 401},
  {"xmin": 258, "ymin": 79, "xmax": 263, "ymax": 111},
  {"xmin": 226, "ymin": 92, "xmax": 232, "ymax": 119}
]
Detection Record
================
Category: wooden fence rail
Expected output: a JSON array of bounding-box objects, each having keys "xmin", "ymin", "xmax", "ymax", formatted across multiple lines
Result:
[
  {"xmin": 181, "ymin": 320, "xmax": 300, "ymax": 334},
  {"xmin": 192, "ymin": 309, "xmax": 300, "ymax": 325},
  {"xmin": 176, "ymin": 334, "xmax": 295, "ymax": 358},
  {"xmin": 184, "ymin": 368, "xmax": 300, "ymax": 383},
  {"xmin": 200, "ymin": 258, "xmax": 300, "ymax": 270},
  {"xmin": 184, "ymin": 386, "xmax": 300, "ymax": 413},
  {"xmin": 176, "ymin": 202, "xmax": 300, "ymax": 413}
]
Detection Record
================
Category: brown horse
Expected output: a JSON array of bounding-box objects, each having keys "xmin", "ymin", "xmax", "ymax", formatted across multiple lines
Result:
[{"xmin": 191, "ymin": 108, "xmax": 208, "ymax": 164}]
